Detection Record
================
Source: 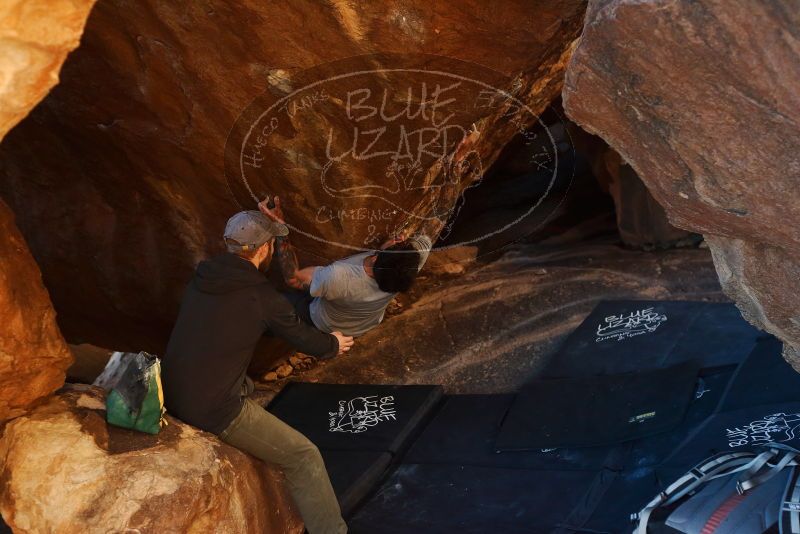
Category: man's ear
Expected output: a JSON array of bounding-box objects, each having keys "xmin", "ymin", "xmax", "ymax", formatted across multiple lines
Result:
[{"xmin": 260, "ymin": 240, "xmax": 273, "ymax": 256}]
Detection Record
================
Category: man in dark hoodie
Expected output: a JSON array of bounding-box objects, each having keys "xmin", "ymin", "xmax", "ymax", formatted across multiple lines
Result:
[{"xmin": 162, "ymin": 210, "xmax": 352, "ymax": 534}]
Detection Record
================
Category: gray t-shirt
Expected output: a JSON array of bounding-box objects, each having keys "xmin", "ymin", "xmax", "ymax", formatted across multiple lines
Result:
[{"xmin": 309, "ymin": 235, "xmax": 431, "ymax": 337}]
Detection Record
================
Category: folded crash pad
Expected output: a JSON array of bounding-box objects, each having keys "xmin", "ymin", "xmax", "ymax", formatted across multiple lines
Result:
[
  {"xmin": 580, "ymin": 399, "xmax": 800, "ymax": 534},
  {"xmin": 268, "ymin": 382, "xmax": 443, "ymax": 516},
  {"xmin": 322, "ymin": 450, "xmax": 392, "ymax": 516},
  {"xmin": 542, "ymin": 300, "xmax": 760, "ymax": 378},
  {"xmin": 267, "ymin": 383, "xmax": 443, "ymax": 453},
  {"xmin": 496, "ymin": 360, "xmax": 700, "ymax": 451}
]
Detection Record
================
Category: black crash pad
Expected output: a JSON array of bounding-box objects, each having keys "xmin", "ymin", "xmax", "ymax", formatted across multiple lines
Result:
[
  {"xmin": 626, "ymin": 365, "xmax": 737, "ymax": 469},
  {"xmin": 565, "ymin": 468, "xmax": 665, "ymax": 534},
  {"xmin": 655, "ymin": 337, "xmax": 800, "ymax": 470},
  {"xmin": 720, "ymin": 336, "xmax": 800, "ymax": 412},
  {"xmin": 542, "ymin": 300, "xmax": 760, "ymax": 378},
  {"xmin": 322, "ymin": 450, "xmax": 392, "ymax": 516},
  {"xmin": 666, "ymin": 302, "xmax": 763, "ymax": 370},
  {"xmin": 496, "ymin": 360, "xmax": 700, "ymax": 451},
  {"xmin": 658, "ymin": 401, "xmax": 800, "ymax": 470},
  {"xmin": 404, "ymin": 394, "xmax": 628, "ymax": 471},
  {"xmin": 583, "ymin": 398, "xmax": 800, "ymax": 534},
  {"xmin": 576, "ymin": 337, "xmax": 800, "ymax": 533},
  {"xmin": 268, "ymin": 383, "xmax": 442, "ymax": 453},
  {"xmin": 350, "ymin": 464, "xmax": 610, "ymax": 534}
]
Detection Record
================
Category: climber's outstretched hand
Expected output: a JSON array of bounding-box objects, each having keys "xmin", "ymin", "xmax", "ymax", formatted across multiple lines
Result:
[{"xmin": 258, "ymin": 195, "xmax": 286, "ymax": 224}]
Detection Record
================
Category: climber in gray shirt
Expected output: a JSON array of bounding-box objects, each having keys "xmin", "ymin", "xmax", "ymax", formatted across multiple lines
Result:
[{"xmin": 259, "ymin": 197, "xmax": 431, "ymax": 337}]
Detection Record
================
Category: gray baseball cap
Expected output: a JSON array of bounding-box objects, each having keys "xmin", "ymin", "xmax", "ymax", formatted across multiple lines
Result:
[{"xmin": 223, "ymin": 210, "xmax": 288, "ymax": 253}]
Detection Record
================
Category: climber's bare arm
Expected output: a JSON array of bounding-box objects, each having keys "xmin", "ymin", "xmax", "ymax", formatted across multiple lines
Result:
[
  {"xmin": 276, "ymin": 237, "xmax": 317, "ymax": 290},
  {"xmin": 259, "ymin": 197, "xmax": 319, "ymax": 291}
]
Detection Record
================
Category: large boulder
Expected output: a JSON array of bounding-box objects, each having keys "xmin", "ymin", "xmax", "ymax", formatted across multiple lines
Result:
[
  {"xmin": 0, "ymin": 386, "xmax": 303, "ymax": 533},
  {"xmin": 0, "ymin": 199, "xmax": 72, "ymax": 423},
  {"xmin": 562, "ymin": 0, "xmax": 800, "ymax": 364},
  {"xmin": 0, "ymin": 0, "xmax": 96, "ymax": 140},
  {"xmin": 0, "ymin": 0, "xmax": 585, "ymax": 350}
]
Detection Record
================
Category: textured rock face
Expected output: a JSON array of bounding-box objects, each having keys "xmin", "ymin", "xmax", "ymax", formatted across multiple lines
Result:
[
  {"xmin": 0, "ymin": 386, "xmax": 302, "ymax": 534},
  {"xmin": 0, "ymin": 0, "xmax": 585, "ymax": 349},
  {"xmin": 563, "ymin": 1, "xmax": 800, "ymax": 362},
  {"xmin": 0, "ymin": 0, "xmax": 96, "ymax": 141},
  {"xmin": 0, "ymin": 199, "xmax": 72, "ymax": 423},
  {"xmin": 707, "ymin": 236, "xmax": 800, "ymax": 365}
]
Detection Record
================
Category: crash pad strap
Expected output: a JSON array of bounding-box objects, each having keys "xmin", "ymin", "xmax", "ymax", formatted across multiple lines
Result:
[
  {"xmin": 634, "ymin": 451, "xmax": 758, "ymax": 533},
  {"xmin": 636, "ymin": 446, "xmax": 799, "ymax": 534},
  {"xmin": 781, "ymin": 465, "xmax": 800, "ymax": 534}
]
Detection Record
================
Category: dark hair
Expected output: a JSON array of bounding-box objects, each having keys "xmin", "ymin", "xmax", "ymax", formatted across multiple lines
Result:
[{"xmin": 373, "ymin": 242, "xmax": 421, "ymax": 293}]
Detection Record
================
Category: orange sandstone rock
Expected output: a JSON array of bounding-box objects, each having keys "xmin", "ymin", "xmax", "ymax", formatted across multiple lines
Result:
[
  {"xmin": 0, "ymin": 0, "xmax": 97, "ymax": 140},
  {"xmin": 0, "ymin": 199, "xmax": 72, "ymax": 423},
  {"xmin": 0, "ymin": 386, "xmax": 303, "ymax": 534}
]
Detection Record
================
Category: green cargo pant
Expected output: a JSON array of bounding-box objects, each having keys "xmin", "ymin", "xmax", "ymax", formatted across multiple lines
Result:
[{"xmin": 219, "ymin": 397, "xmax": 347, "ymax": 534}]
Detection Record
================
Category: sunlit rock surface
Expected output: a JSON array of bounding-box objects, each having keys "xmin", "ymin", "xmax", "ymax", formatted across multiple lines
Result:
[
  {"xmin": 0, "ymin": 0, "xmax": 96, "ymax": 140},
  {"xmin": 0, "ymin": 199, "xmax": 72, "ymax": 423},
  {"xmin": 0, "ymin": 386, "xmax": 302, "ymax": 534},
  {"xmin": 563, "ymin": 0, "xmax": 800, "ymax": 364},
  {"xmin": 0, "ymin": 0, "xmax": 585, "ymax": 350}
]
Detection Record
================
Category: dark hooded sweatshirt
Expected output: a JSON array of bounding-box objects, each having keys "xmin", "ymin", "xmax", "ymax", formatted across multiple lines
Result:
[{"xmin": 161, "ymin": 253, "xmax": 338, "ymax": 434}]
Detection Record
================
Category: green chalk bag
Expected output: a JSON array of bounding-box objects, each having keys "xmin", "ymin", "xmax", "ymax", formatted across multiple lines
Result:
[{"xmin": 105, "ymin": 351, "xmax": 165, "ymax": 434}]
